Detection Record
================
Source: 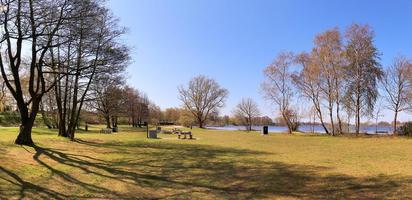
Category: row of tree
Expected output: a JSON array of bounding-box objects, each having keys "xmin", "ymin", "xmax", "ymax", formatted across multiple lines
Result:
[
  {"xmin": 262, "ymin": 23, "xmax": 412, "ymax": 135},
  {"xmin": 174, "ymin": 24, "xmax": 412, "ymax": 135},
  {"xmin": 0, "ymin": 0, "xmax": 147, "ymax": 145}
]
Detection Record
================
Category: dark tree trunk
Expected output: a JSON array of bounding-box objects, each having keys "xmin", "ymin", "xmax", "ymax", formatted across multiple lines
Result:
[
  {"xmin": 105, "ymin": 115, "xmax": 111, "ymax": 129},
  {"xmin": 198, "ymin": 116, "xmax": 204, "ymax": 128},
  {"xmin": 58, "ymin": 117, "xmax": 68, "ymax": 137},
  {"xmin": 15, "ymin": 118, "xmax": 35, "ymax": 146},
  {"xmin": 356, "ymin": 98, "xmax": 360, "ymax": 135}
]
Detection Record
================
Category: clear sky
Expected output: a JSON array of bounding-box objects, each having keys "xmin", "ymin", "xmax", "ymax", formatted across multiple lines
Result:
[{"xmin": 107, "ymin": 0, "xmax": 412, "ymax": 122}]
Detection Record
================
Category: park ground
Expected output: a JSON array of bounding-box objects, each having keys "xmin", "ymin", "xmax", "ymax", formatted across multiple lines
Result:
[{"xmin": 0, "ymin": 126, "xmax": 412, "ymax": 199}]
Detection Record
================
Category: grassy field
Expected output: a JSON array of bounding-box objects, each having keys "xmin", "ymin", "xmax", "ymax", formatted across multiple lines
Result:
[{"xmin": 0, "ymin": 126, "xmax": 412, "ymax": 199}]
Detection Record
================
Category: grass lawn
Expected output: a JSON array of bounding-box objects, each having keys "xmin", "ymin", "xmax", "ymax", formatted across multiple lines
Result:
[{"xmin": 1, "ymin": 126, "xmax": 412, "ymax": 199}]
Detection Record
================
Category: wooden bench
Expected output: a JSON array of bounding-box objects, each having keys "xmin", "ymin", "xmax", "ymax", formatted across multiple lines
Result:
[
  {"xmin": 100, "ymin": 128, "xmax": 112, "ymax": 134},
  {"xmin": 178, "ymin": 131, "xmax": 192, "ymax": 139}
]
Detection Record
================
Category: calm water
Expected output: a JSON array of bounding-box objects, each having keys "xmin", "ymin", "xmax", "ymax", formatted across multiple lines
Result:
[{"xmin": 206, "ymin": 125, "xmax": 393, "ymax": 134}]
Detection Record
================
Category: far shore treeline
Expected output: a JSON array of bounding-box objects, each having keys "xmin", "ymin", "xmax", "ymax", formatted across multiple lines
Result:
[{"xmin": 1, "ymin": 1, "xmax": 412, "ymax": 146}]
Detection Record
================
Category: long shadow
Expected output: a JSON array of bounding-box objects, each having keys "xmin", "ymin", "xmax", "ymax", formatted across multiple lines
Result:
[
  {"xmin": 0, "ymin": 166, "xmax": 68, "ymax": 200},
  {"xmin": 1, "ymin": 138, "xmax": 412, "ymax": 199}
]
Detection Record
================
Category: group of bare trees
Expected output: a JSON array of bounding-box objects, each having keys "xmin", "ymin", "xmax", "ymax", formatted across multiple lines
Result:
[
  {"xmin": 90, "ymin": 84, "xmax": 157, "ymax": 129},
  {"xmin": 0, "ymin": 0, "xmax": 137, "ymax": 145},
  {"xmin": 263, "ymin": 23, "xmax": 412, "ymax": 135}
]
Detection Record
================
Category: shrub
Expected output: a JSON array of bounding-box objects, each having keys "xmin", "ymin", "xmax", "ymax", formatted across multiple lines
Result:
[
  {"xmin": 398, "ymin": 122, "xmax": 412, "ymax": 136},
  {"xmin": 0, "ymin": 112, "xmax": 21, "ymax": 126}
]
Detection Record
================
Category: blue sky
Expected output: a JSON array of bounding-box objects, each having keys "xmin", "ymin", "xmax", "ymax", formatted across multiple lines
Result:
[{"xmin": 107, "ymin": 0, "xmax": 412, "ymax": 122}]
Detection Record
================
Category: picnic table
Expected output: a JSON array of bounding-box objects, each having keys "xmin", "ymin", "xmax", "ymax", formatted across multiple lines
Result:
[{"xmin": 172, "ymin": 128, "xmax": 193, "ymax": 139}]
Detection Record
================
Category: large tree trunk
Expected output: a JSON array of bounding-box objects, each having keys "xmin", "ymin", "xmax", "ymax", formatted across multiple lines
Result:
[
  {"xmin": 15, "ymin": 100, "xmax": 41, "ymax": 146},
  {"xmin": 15, "ymin": 98, "xmax": 41, "ymax": 145},
  {"xmin": 198, "ymin": 117, "xmax": 204, "ymax": 128},
  {"xmin": 58, "ymin": 118, "xmax": 68, "ymax": 137},
  {"xmin": 15, "ymin": 118, "xmax": 35, "ymax": 146}
]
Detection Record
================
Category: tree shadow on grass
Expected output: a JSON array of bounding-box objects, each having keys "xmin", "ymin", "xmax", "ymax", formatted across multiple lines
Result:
[
  {"xmin": 0, "ymin": 166, "xmax": 69, "ymax": 200},
  {"xmin": 0, "ymin": 139, "xmax": 411, "ymax": 199}
]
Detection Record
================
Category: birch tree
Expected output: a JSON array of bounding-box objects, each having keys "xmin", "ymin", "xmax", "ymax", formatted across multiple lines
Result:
[
  {"xmin": 262, "ymin": 51, "xmax": 298, "ymax": 134},
  {"xmin": 381, "ymin": 56, "xmax": 412, "ymax": 135},
  {"xmin": 344, "ymin": 24, "xmax": 382, "ymax": 135},
  {"xmin": 312, "ymin": 28, "xmax": 345, "ymax": 135},
  {"xmin": 293, "ymin": 53, "xmax": 330, "ymax": 134}
]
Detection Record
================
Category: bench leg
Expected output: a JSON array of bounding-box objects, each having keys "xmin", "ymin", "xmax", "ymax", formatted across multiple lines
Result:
[
  {"xmin": 189, "ymin": 135, "xmax": 192, "ymax": 139},
  {"xmin": 178, "ymin": 135, "xmax": 181, "ymax": 139}
]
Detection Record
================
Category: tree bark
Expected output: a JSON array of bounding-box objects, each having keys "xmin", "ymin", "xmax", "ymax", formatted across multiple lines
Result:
[
  {"xmin": 15, "ymin": 118, "xmax": 35, "ymax": 146},
  {"xmin": 198, "ymin": 117, "xmax": 204, "ymax": 128},
  {"xmin": 105, "ymin": 115, "xmax": 111, "ymax": 129},
  {"xmin": 311, "ymin": 98, "xmax": 329, "ymax": 135},
  {"xmin": 336, "ymin": 101, "xmax": 343, "ymax": 134},
  {"xmin": 328, "ymin": 106, "xmax": 335, "ymax": 136},
  {"xmin": 356, "ymin": 96, "xmax": 360, "ymax": 135},
  {"xmin": 393, "ymin": 110, "xmax": 398, "ymax": 135},
  {"xmin": 15, "ymin": 98, "xmax": 41, "ymax": 146}
]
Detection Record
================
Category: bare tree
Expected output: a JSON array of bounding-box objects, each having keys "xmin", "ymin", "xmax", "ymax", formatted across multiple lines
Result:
[
  {"xmin": 344, "ymin": 24, "xmax": 382, "ymax": 135},
  {"xmin": 0, "ymin": 0, "xmax": 73, "ymax": 145},
  {"xmin": 262, "ymin": 51, "xmax": 298, "ymax": 134},
  {"xmin": 293, "ymin": 53, "xmax": 330, "ymax": 134},
  {"xmin": 233, "ymin": 98, "xmax": 261, "ymax": 131},
  {"xmin": 122, "ymin": 86, "xmax": 150, "ymax": 127},
  {"xmin": 90, "ymin": 75, "xmax": 124, "ymax": 129},
  {"xmin": 381, "ymin": 56, "xmax": 412, "ymax": 135},
  {"xmin": 312, "ymin": 28, "xmax": 346, "ymax": 135},
  {"xmin": 178, "ymin": 75, "xmax": 228, "ymax": 128},
  {"xmin": 50, "ymin": 1, "xmax": 129, "ymax": 139}
]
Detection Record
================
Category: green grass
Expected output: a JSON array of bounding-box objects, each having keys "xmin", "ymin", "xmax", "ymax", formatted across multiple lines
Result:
[{"xmin": 1, "ymin": 126, "xmax": 412, "ymax": 199}]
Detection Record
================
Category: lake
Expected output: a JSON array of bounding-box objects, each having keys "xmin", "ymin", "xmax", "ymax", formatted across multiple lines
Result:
[{"xmin": 206, "ymin": 125, "xmax": 394, "ymax": 134}]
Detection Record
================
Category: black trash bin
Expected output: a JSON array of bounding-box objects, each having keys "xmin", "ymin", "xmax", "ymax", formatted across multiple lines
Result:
[{"xmin": 262, "ymin": 126, "xmax": 268, "ymax": 135}]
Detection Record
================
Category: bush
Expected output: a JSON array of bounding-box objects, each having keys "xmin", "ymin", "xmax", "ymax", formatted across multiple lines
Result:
[
  {"xmin": 398, "ymin": 122, "xmax": 412, "ymax": 136},
  {"xmin": 0, "ymin": 112, "xmax": 21, "ymax": 126}
]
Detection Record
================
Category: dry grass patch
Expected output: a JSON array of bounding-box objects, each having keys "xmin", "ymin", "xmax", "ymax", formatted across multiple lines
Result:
[{"xmin": 0, "ymin": 126, "xmax": 412, "ymax": 199}]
